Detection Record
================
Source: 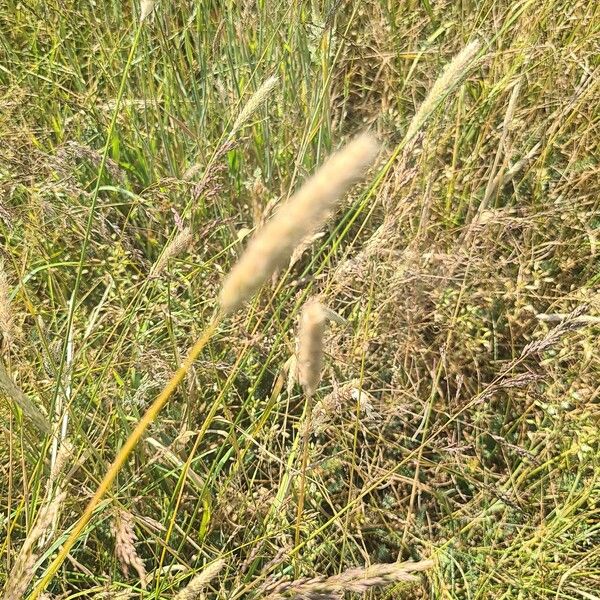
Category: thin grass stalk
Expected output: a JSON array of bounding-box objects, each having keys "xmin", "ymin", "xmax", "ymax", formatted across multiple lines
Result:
[
  {"xmin": 294, "ymin": 395, "xmax": 313, "ymax": 553},
  {"xmin": 29, "ymin": 318, "xmax": 219, "ymax": 598}
]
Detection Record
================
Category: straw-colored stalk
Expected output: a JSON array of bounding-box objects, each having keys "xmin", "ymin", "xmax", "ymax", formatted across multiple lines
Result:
[
  {"xmin": 152, "ymin": 227, "xmax": 193, "ymax": 276},
  {"xmin": 231, "ymin": 76, "xmax": 279, "ymax": 134},
  {"xmin": 173, "ymin": 559, "xmax": 226, "ymax": 600},
  {"xmin": 219, "ymin": 133, "xmax": 380, "ymax": 315},
  {"xmin": 403, "ymin": 40, "xmax": 480, "ymax": 143}
]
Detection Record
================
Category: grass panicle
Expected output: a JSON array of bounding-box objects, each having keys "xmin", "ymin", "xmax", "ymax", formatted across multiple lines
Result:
[
  {"xmin": 173, "ymin": 559, "xmax": 226, "ymax": 600},
  {"xmin": 231, "ymin": 75, "xmax": 279, "ymax": 134},
  {"xmin": 297, "ymin": 298, "xmax": 328, "ymax": 398},
  {"xmin": 264, "ymin": 560, "xmax": 433, "ymax": 599},
  {"xmin": 404, "ymin": 40, "xmax": 481, "ymax": 143},
  {"xmin": 152, "ymin": 226, "xmax": 193, "ymax": 276},
  {"xmin": 112, "ymin": 508, "xmax": 147, "ymax": 588},
  {"xmin": 0, "ymin": 262, "xmax": 13, "ymax": 352},
  {"xmin": 219, "ymin": 133, "xmax": 380, "ymax": 314}
]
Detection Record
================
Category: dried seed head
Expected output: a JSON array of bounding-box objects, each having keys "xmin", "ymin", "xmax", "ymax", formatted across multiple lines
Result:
[
  {"xmin": 152, "ymin": 227, "xmax": 193, "ymax": 276},
  {"xmin": 297, "ymin": 299, "xmax": 328, "ymax": 397},
  {"xmin": 174, "ymin": 559, "xmax": 226, "ymax": 600},
  {"xmin": 404, "ymin": 40, "xmax": 480, "ymax": 143},
  {"xmin": 139, "ymin": 0, "xmax": 156, "ymax": 23},
  {"xmin": 112, "ymin": 509, "xmax": 147, "ymax": 588},
  {"xmin": 49, "ymin": 440, "xmax": 75, "ymax": 487},
  {"xmin": 264, "ymin": 559, "xmax": 433, "ymax": 599},
  {"xmin": 231, "ymin": 76, "xmax": 279, "ymax": 134},
  {"xmin": 219, "ymin": 133, "xmax": 380, "ymax": 314},
  {"xmin": 0, "ymin": 262, "xmax": 13, "ymax": 353}
]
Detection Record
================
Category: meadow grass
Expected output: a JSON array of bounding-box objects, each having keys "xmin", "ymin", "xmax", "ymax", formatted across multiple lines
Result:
[{"xmin": 1, "ymin": 1, "xmax": 599, "ymax": 598}]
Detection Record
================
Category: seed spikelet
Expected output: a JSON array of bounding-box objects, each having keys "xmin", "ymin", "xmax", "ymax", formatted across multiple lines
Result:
[
  {"xmin": 0, "ymin": 262, "xmax": 14, "ymax": 352},
  {"xmin": 219, "ymin": 133, "xmax": 379, "ymax": 314},
  {"xmin": 264, "ymin": 559, "xmax": 433, "ymax": 599},
  {"xmin": 231, "ymin": 76, "xmax": 279, "ymax": 134},
  {"xmin": 173, "ymin": 559, "xmax": 226, "ymax": 600},
  {"xmin": 112, "ymin": 508, "xmax": 147, "ymax": 588},
  {"xmin": 297, "ymin": 299, "xmax": 328, "ymax": 398},
  {"xmin": 404, "ymin": 40, "xmax": 480, "ymax": 143},
  {"xmin": 152, "ymin": 227, "xmax": 193, "ymax": 276}
]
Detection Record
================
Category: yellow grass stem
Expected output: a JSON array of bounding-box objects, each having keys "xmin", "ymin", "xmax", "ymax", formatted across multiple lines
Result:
[{"xmin": 29, "ymin": 317, "xmax": 220, "ymax": 598}]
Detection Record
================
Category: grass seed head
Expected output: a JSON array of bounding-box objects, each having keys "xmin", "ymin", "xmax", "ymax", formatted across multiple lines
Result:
[
  {"xmin": 219, "ymin": 133, "xmax": 380, "ymax": 315},
  {"xmin": 264, "ymin": 559, "xmax": 433, "ymax": 599},
  {"xmin": 152, "ymin": 227, "xmax": 193, "ymax": 276},
  {"xmin": 231, "ymin": 76, "xmax": 279, "ymax": 134},
  {"xmin": 0, "ymin": 262, "xmax": 13, "ymax": 353},
  {"xmin": 112, "ymin": 508, "xmax": 147, "ymax": 588},
  {"xmin": 298, "ymin": 299, "xmax": 328, "ymax": 398},
  {"xmin": 174, "ymin": 559, "xmax": 226, "ymax": 600},
  {"xmin": 404, "ymin": 40, "xmax": 481, "ymax": 143},
  {"xmin": 139, "ymin": 0, "xmax": 156, "ymax": 23}
]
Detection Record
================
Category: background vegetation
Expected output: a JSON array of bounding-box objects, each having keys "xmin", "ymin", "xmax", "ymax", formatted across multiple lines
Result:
[{"xmin": 1, "ymin": 0, "xmax": 599, "ymax": 598}]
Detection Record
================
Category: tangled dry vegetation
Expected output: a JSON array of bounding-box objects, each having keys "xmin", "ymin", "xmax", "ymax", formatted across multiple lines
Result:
[{"xmin": 1, "ymin": 1, "xmax": 599, "ymax": 599}]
